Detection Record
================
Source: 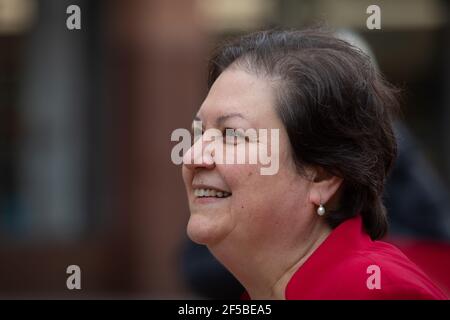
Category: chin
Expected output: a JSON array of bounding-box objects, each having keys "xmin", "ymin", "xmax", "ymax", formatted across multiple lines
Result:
[{"xmin": 186, "ymin": 213, "xmax": 229, "ymax": 246}]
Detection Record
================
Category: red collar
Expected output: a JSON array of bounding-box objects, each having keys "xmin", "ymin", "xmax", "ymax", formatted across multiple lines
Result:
[{"xmin": 286, "ymin": 215, "xmax": 369, "ymax": 297}]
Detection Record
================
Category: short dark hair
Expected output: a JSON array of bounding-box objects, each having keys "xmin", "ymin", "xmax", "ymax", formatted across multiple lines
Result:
[{"xmin": 207, "ymin": 29, "xmax": 399, "ymax": 240}]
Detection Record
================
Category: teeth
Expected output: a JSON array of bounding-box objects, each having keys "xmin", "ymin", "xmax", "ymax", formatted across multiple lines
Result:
[{"xmin": 193, "ymin": 188, "xmax": 231, "ymax": 198}]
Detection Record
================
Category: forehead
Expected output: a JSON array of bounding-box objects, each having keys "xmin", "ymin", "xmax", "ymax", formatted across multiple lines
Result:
[{"xmin": 197, "ymin": 68, "xmax": 278, "ymax": 126}]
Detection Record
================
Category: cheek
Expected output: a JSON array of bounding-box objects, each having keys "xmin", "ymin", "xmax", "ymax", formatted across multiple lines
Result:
[
  {"xmin": 220, "ymin": 162, "xmax": 259, "ymax": 190},
  {"xmin": 233, "ymin": 162, "xmax": 306, "ymax": 212},
  {"xmin": 223, "ymin": 164, "xmax": 271, "ymax": 216}
]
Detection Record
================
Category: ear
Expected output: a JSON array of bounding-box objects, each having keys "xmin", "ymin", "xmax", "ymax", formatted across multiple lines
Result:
[{"xmin": 308, "ymin": 167, "xmax": 343, "ymax": 207}]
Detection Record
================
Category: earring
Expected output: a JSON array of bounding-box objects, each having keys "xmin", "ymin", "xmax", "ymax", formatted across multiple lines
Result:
[{"xmin": 317, "ymin": 204, "xmax": 325, "ymax": 216}]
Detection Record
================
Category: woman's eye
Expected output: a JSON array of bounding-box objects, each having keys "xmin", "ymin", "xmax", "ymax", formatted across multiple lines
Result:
[
  {"xmin": 221, "ymin": 128, "xmax": 234, "ymax": 144},
  {"xmin": 223, "ymin": 128, "xmax": 247, "ymax": 144},
  {"xmin": 224, "ymin": 128, "xmax": 236, "ymax": 137}
]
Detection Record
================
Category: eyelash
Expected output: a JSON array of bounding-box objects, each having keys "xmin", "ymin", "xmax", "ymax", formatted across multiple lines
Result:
[
  {"xmin": 191, "ymin": 127, "xmax": 247, "ymax": 144},
  {"xmin": 223, "ymin": 128, "xmax": 236, "ymax": 136},
  {"xmin": 224, "ymin": 128, "xmax": 250, "ymax": 144}
]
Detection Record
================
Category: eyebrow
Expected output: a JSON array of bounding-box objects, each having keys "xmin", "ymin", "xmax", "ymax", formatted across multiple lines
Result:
[{"xmin": 193, "ymin": 112, "xmax": 247, "ymax": 127}]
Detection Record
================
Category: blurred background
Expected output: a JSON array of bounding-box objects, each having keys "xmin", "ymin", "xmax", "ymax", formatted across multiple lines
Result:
[{"xmin": 0, "ymin": 0, "xmax": 449, "ymax": 298}]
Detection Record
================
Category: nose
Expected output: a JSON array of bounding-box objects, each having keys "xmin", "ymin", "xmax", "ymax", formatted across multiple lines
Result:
[{"xmin": 182, "ymin": 134, "xmax": 215, "ymax": 171}]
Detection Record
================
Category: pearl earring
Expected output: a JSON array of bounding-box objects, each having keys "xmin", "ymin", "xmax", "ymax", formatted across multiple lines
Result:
[{"xmin": 317, "ymin": 204, "xmax": 325, "ymax": 216}]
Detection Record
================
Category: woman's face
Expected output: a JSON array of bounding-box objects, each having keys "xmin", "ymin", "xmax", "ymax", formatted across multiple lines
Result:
[{"xmin": 182, "ymin": 67, "xmax": 315, "ymax": 249}]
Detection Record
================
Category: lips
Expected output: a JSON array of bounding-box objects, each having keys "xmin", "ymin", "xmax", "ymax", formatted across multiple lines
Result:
[
  {"xmin": 194, "ymin": 188, "xmax": 231, "ymax": 198},
  {"xmin": 191, "ymin": 184, "xmax": 232, "ymax": 199}
]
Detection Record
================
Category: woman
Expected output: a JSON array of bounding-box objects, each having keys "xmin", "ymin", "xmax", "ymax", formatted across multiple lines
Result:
[{"xmin": 181, "ymin": 29, "xmax": 447, "ymax": 299}]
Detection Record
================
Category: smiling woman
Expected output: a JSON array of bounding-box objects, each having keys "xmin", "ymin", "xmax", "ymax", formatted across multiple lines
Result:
[{"xmin": 181, "ymin": 29, "xmax": 447, "ymax": 300}]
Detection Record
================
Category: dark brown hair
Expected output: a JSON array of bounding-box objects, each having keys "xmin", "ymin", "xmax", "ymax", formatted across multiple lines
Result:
[{"xmin": 207, "ymin": 29, "xmax": 399, "ymax": 240}]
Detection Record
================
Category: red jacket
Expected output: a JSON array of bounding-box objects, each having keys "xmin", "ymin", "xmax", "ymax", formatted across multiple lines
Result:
[{"xmin": 284, "ymin": 215, "xmax": 447, "ymax": 299}]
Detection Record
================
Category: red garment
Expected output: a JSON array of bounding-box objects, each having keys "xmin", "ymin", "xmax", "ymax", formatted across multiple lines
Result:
[
  {"xmin": 285, "ymin": 215, "xmax": 448, "ymax": 299},
  {"xmin": 243, "ymin": 215, "xmax": 448, "ymax": 300}
]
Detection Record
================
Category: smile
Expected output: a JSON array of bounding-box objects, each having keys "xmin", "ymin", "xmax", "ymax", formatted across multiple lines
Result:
[{"xmin": 194, "ymin": 188, "xmax": 231, "ymax": 198}]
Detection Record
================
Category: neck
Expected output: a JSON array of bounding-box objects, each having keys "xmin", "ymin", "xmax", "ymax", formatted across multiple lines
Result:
[{"xmin": 208, "ymin": 216, "xmax": 332, "ymax": 300}]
